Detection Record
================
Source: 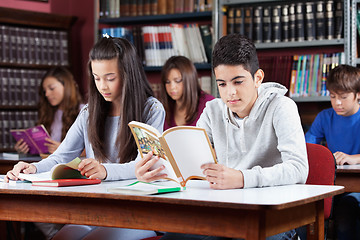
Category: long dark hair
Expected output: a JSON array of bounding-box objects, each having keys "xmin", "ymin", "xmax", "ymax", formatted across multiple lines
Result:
[
  {"xmin": 37, "ymin": 67, "xmax": 83, "ymax": 140},
  {"xmin": 87, "ymin": 37, "xmax": 153, "ymax": 163},
  {"xmin": 160, "ymin": 56, "xmax": 202, "ymax": 125}
]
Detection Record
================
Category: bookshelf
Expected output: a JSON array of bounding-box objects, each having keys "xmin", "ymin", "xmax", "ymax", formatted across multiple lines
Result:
[
  {"xmin": 0, "ymin": 7, "xmax": 76, "ymax": 152},
  {"xmin": 214, "ymin": 0, "xmax": 354, "ymax": 126},
  {"xmin": 95, "ymin": 0, "xmax": 216, "ymax": 97}
]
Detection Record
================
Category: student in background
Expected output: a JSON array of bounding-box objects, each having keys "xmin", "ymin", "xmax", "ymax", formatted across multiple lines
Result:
[
  {"xmin": 136, "ymin": 34, "xmax": 308, "ymax": 240},
  {"xmin": 5, "ymin": 36, "xmax": 165, "ymax": 240},
  {"xmin": 305, "ymin": 64, "xmax": 360, "ymax": 240},
  {"xmin": 160, "ymin": 56, "xmax": 214, "ymax": 130},
  {"xmin": 14, "ymin": 67, "xmax": 84, "ymax": 154}
]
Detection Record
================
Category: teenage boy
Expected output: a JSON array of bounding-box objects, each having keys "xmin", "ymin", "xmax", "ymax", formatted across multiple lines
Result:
[
  {"xmin": 136, "ymin": 34, "xmax": 308, "ymax": 240},
  {"xmin": 305, "ymin": 64, "xmax": 360, "ymax": 240}
]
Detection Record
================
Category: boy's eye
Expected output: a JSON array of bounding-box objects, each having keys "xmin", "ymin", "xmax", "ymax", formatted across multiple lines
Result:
[
  {"xmin": 234, "ymin": 80, "xmax": 243, "ymax": 85},
  {"xmin": 218, "ymin": 83, "xmax": 226, "ymax": 87}
]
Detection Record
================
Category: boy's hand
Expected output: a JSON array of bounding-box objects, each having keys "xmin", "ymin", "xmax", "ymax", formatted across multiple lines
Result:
[
  {"xmin": 135, "ymin": 151, "xmax": 167, "ymax": 182},
  {"xmin": 4, "ymin": 161, "xmax": 37, "ymax": 182},
  {"xmin": 78, "ymin": 158, "xmax": 106, "ymax": 180},
  {"xmin": 44, "ymin": 138, "xmax": 61, "ymax": 154},
  {"xmin": 335, "ymin": 152, "xmax": 360, "ymax": 165},
  {"xmin": 14, "ymin": 139, "xmax": 29, "ymax": 154},
  {"xmin": 201, "ymin": 163, "xmax": 244, "ymax": 189}
]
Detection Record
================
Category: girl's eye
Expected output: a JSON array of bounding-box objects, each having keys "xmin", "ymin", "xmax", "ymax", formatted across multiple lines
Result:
[
  {"xmin": 218, "ymin": 83, "xmax": 226, "ymax": 87},
  {"xmin": 175, "ymin": 79, "xmax": 182, "ymax": 83}
]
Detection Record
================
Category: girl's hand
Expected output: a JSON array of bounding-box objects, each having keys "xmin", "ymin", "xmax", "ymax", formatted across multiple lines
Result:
[
  {"xmin": 201, "ymin": 163, "xmax": 244, "ymax": 189},
  {"xmin": 14, "ymin": 139, "xmax": 29, "ymax": 154},
  {"xmin": 4, "ymin": 161, "xmax": 37, "ymax": 182},
  {"xmin": 135, "ymin": 151, "xmax": 167, "ymax": 182},
  {"xmin": 44, "ymin": 138, "xmax": 61, "ymax": 154},
  {"xmin": 78, "ymin": 158, "xmax": 107, "ymax": 180}
]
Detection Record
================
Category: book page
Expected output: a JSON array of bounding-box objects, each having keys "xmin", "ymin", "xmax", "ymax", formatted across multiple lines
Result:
[
  {"xmin": 163, "ymin": 127, "xmax": 216, "ymax": 182},
  {"xmin": 51, "ymin": 157, "xmax": 84, "ymax": 179},
  {"xmin": 129, "ymin": 122, "xmax": 178, "ymax": 182},
  {"xmin": 19, "ymin": 171, "xmax": 52, "ymax": 182}
]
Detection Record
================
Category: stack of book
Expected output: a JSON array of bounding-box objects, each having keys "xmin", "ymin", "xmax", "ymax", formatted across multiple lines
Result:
[
  {"xmin": 101, "ymin": 23, "xmax": 212, "ymax": 67},
  {"xmin": 289, "ymin": 52, "xmax": 344, "ymax": 98},
  {"xmin": 226, "ymin": 0, "xmax": 343, "ymax": 43},
  {"xmin": 0, "ymin": 25, "xmax": 69, "ymax": 66},
  {"xmin": 99, "ymin": 0, "xmax": 213, "ymax": 18}
]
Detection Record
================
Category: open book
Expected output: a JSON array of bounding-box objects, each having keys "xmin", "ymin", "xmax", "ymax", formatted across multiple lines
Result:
[
  {"xmin": 10, "ymin": 125, "xmax": 50, "ymax": 155},
  {"xmin": 129, "ymin": 121, "xmax": 217, "ymax": 187},
  {"xmin": 18, "ymin": 157, "xmax": 101, "ymax": 187}
]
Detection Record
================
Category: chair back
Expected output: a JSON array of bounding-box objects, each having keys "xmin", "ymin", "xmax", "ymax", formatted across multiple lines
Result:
[{"xmin": 305, "ymin": 143, "xmax": 336, "ymax": 219}]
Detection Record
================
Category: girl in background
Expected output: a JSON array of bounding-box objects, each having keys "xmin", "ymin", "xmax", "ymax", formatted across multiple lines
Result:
[
  {"xmin": 160, "ymin": 56, "xmax": 214, "ymax": 130},
  {"xmin": 14, "ymin": 67, "xmax": 84, "ymax": 154},
  {"xmin": 6, "ymin": 36, "xmax": 165, "ymax": 240}
]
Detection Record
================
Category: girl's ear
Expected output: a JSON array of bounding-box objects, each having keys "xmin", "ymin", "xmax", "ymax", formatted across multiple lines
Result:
[{"xmin": 254, "ymin": 69, "xmax": 264, "ymax": 88}]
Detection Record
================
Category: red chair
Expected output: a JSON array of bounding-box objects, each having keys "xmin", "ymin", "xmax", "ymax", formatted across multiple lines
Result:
[
  {"xmin": 301, "ymin": 143, "xmax": 336, "ymax": 239},
  {"xmin": 306, "ymin": 143, "xmax": 336, "ymax": 219}
]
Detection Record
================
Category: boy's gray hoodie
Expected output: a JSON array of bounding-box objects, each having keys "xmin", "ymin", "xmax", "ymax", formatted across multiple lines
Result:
[{"xmin": 197, "ymin": 82, "xmax": 309, "ymax": 188}]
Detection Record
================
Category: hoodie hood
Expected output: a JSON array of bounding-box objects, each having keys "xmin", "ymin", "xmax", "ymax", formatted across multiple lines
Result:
[{"xmin": 224, "ymin": 82, "xmax": 288, "ymax": 127}]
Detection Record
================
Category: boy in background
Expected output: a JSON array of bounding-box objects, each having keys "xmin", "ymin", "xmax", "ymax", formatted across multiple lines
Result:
[
  {"xmin": 136, "ymin": 33, "xmax": 308, "ymax": 239},
  {"xmin": 305, "ymin": 64, "xmax": 360, "ymax": 240}
]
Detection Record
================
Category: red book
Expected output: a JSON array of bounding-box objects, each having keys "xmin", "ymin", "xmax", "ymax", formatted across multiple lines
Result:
[{"xmin": 31, "ymin": 178, "xmax": 101, "ymax": 187}]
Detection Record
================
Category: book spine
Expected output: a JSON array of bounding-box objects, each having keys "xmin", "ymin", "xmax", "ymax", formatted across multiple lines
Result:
[
  {"xmin": 263, "ymin": 5, "xmax": 272, "ymax": 43},
  {"xmin": 289, "ymin": 4, "xmax": 296, "ymax": 42},
  {"xmin": 234, "ymin": 7, "xmax": 244, "ymax": 35},
  {"xmin": 272, "ymin": 5, "xmax": 281, "ymax": 42},
  {"xmin": 295, "ymin": 3, "xmax": 305, "ymax": 41},
  {"xmin": 166, "ymin": 0, "xmax": 175, "ymax": 14},
  {"xmin": 9, "ymin": 26, "xmax": 17, "ymax": 63},
  {"xmin": 253, "ymin": 6, "xmax": 263, "ymax": 43},
  {"xmin": 150, "ymin": 0, "xmax": 158, "ymax": 15},
  {"xmin": 227, "ymin": 7, "xmax": 235, "ymax": 35},
  {"xmin": 316, "ymin": 1, "xmax": 326, "ymax": 40},
  {"xmin": 305, "ymin": 2, "xmax": 316, "ymax": 41},
  {"xmin": 244, "ymin": 7, "xmax": 253, "ymax": 41},
  {"xmin": 325, "ymin": 0, "xmax": 335, "ymax": 40},
  {"xmin": 15, "ymin": 27, "xmax": 23, "ymax": 64},
  {"xmin": 281, "ymin": 4, "xmax": 289, "ymax": 42},
  {"xmin": 334, "ymin": 0, "xmax": 343, "ymax": 39},
  {"xmin": 1, "ymin": 68, "xmax": 9, "ymax": 106},
  {"xmin": 130, "ymin": 0, "xmax": 137, "ymax": 17},
  {"xmin": 137, "ymin": 0, "xmax": 144, "ymax": 16}
]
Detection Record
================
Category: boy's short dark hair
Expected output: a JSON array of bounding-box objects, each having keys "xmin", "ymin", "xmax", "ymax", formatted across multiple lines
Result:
[
  {"xmin": 212, "ymin": 34, "xmax": 259, "ymax": 77},
  {"xmin": 327, "ymin": 64, "xmax": 360, "ymax": 96}
]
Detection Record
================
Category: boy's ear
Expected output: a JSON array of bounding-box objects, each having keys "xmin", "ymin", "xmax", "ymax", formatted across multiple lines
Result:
[{"xmin": 254, "ymin": 69, "xmax": 264, "ymax": 88}]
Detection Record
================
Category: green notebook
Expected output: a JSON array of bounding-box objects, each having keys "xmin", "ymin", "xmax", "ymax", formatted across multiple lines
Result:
[{"xmin": 108, "ymin": 181, "xmax": 185, "ymax": 195}]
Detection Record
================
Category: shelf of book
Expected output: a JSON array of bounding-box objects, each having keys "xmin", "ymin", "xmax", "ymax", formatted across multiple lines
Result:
[
  {"xmin": 99, "ymin": 11, "xmax": 212, "ymax": 25},
  {"xmin": 0, "ymin": 7, "xmax": 76, "ymax": 152},
  {"xmin": 95, "ymin": 1, "xmax": 216, "ymax": 97},
  {"xmin": 291, "ymin": 96, "xmax": 331, "ymax": 103},
  {"xmin": 144, "ymin": 63, "xmax": 212, "ymax": 72},
  {"xmin": 255, "ymin": 39, "xmax": 345, "ymax": 49}
]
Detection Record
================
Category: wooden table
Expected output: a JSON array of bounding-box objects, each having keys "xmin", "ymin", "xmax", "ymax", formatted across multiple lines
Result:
[
  {"xmin": 0, "ymin": 180, "xmax": 344, "ymax": 240},
  {"xmin": 0, "ymin": 153, "xmax": 41, "ymax": 174},
  {"xmin": 336, "ymin": 164, "xmax": 360, "ymax": 192}
]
